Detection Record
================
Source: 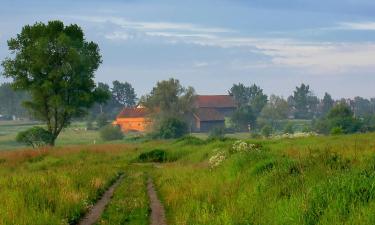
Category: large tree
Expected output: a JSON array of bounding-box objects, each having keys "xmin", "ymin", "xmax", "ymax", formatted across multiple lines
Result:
[
  {"xmin": 1, "ymin": 21, "xmax": 108, "ymax": 145},
  {"xmin": 141, "ymin": 78, "xmax": 195, "ymax": 119},
  {"xmin": 229, "ymin": 83, "xmax": 267, "ymax": 117},
  {"xmin": 257, "ymin": 95, "xmax": 289, "ymax": 129},
  {"xmin": 321, "ymin": 92, "xmax": 334, "ymax": 117},
  {"xmin": 112, "ymin": 80, "xmax": 137, "ymax": 107},
  {"xmin": 140, "ymin": 78, "xmax": 196, "ymax": 136},
  {"xmin": 290, "ymin": 83, "xmax": 318, "ymax": 119},
  {"xmin": 229, "ymin": 83, "xmax": 249, "ymax": 107}
]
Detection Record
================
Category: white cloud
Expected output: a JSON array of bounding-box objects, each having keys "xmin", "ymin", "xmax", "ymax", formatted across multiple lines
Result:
[
  {"xmin": 338, "ymin": 21, "xmax": 375, "ymax": 30},
  {"xmin": 104, "ymin": 31, "xmax": 133, "ymax": 41},
  {"xmin": 71, "ymin": 15, "xmax": 375, "ymax": 74},
  {"xmin": 71, "ymin": 16, "xmax": 232, "ymax": 34}
]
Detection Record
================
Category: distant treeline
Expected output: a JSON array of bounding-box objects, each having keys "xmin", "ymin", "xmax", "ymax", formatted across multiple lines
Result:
[{"xmin": 1, "ymin": 81, "xmax": 374, "ymax": 127}]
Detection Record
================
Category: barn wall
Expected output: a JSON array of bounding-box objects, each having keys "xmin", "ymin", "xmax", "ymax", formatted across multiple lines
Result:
[{"xmin": 199, "ymin": 121, "xmax": 225, "ymax": 133}]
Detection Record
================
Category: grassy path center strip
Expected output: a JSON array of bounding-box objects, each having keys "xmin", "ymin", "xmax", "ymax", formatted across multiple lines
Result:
[{"xmin": 78, "ymin": 174, "xmax": 124, "ymax": 225}]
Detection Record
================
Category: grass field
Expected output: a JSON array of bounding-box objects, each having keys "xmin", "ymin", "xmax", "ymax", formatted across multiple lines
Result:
[
  {"xmin": 0, "ymin": 121, "xmax": 105, "ymax": 150},
  {"xmin": 1, "ymin": 121, "xmax": 375, "ymax": 224}
]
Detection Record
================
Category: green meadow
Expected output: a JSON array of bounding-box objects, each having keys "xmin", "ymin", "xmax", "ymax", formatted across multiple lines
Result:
[{"xmin": 1, "ymin": 126, "xmax": 375, "ymax": 224}]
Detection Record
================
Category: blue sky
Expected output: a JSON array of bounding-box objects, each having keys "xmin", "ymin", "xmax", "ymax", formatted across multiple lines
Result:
[{"xmin": 1, "ymin": 0, "xmax": 375, "ymax": 98}]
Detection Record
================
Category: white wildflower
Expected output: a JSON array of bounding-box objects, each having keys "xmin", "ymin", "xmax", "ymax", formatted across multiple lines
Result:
[{"xmin": 209, "ymin": 150, "xmax": 227, "ymax": 168}]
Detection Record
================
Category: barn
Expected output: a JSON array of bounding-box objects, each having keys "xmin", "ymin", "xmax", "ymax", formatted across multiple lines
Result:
[
  {"xmin": 113, "ymin": 107, "xmax": 151, "ymax": 132},
  {"xmin": 192, "ymin": 95, "xmax": 237, "ymax": 132}
]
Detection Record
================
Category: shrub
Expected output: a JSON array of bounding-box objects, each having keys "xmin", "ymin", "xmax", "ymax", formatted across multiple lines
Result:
[
  {"xmin": 283, "ymin": 123, "xmax": 294, "ymax": 134},
  {"xmin": 175, "ymin": 135, "xmax": 205, "ymax": 145},
  {"xmin": 16, "ymin": 127, "xmax": 53, "ymax": 148},
  {"xmin": 96, "ymin": 113, "xmax": 108, "ymax": 128},
  {"xmin": 331, "ymin": 126, "xmax": 343, "ymax": 135},
  {"xmin": 261, "ymin": 125, "xmax": 273, "ymax": 137},
  {"xmin": 138, "ymin": 149, "xmax": 167, "ymax": 162},
  {"xmin": 155, "ymin": 117, "xmax": 188, "ymax": 139},
  {"xmin": 208, "ymin": 126, "xmax": 225, "ymax": 140},
  {"xmin": 99, "ymin": 125, "xmax": 124, "ymax": 141}
]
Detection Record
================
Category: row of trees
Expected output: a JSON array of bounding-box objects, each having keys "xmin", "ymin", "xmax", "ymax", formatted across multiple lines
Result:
[{"xmin": 229, "ymin": 83, "xmax": 375, "ymax": 133}]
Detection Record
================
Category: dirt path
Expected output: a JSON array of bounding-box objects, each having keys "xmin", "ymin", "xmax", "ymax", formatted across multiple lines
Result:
[
  {"xmin": 78, "ymin": 174, "xmax": 124, "ymax": 225},
  {"xmin": 147, "ymin": 177, "xmax": 167, "ymax": 225}
]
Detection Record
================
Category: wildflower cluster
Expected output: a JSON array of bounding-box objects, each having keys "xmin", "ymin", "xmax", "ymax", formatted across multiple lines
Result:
[
  {"xmin": 209, "ymin": 149, "xmax": 227, "ymax": 168},
  {"xmin": 232, "ymin": 140, "xmax": 260, "ymax": 153},
  {"xmin": 273, "ymin": 132, "xmax": 318, "ymax": 140},
  {"xmin": 209, "ymin": 140, "xmax": 262, "ymax": 168}
]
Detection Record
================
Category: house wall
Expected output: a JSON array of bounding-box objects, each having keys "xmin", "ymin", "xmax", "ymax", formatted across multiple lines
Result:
[
  {"xmin": 199, "ymin": 121, "xmax": 225, "ymax": 133},
  {"xmin": 200, "ymin": 107, "xmax": 236, "ymax": 117},
  {"xmin": 113, "ymin": 117, "xmax": 151, "ymax": 132}
]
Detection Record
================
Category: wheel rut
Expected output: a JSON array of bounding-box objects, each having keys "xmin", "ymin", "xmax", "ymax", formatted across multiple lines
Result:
[
  {"xmin": 78, "ymin": 174, "xmax": 124, "ymax": 225},
  {"xmin": 147, "ymin": 177, "xmax": 167, "ymax": 225}
]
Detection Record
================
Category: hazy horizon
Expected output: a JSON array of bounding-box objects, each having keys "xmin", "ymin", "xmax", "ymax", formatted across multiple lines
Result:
[{"xmin": 1, "ymin": 0, "xmax": 375, "ymax": 99}]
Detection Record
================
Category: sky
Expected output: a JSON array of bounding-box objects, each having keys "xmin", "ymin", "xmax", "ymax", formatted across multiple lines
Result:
[{"xmin": 0, "ymin": 0, "xmax": 374, "ymax": 99}]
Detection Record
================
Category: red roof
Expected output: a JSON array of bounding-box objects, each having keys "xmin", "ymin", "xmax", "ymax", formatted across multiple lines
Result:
[
  {"xmin": 195, "ymin": 95, "xmax": 236, "ymax": 108},
  {"xmin": 117, "ymin": 107, "xmax": 149, "ymax": 118},
  {"xmin": 194, "ymin": 108, "xmax": 225, "ymax": 121}
]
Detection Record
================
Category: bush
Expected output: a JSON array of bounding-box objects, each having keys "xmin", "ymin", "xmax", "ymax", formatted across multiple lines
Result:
[
  {"xmin": 208, "ymin": 126, "xmax": 225, "ymax": 140},
  {"xmin": 283, "ymin": 123, "xmax": 294, "ymax": 134},
  {"xmin": 175, "ymin": 135, "xmax": 205, "ymax": 145},
  {"xmin": 138, "ymin": 149, "xmax": 167, "ymax": 162},
  {"xmin": 96, "ymin": 113, "xmax": 108, "ymax": 128},
  {"xmin": 99, "ymin": 125, "xmax": 124, "ymax": 141},
  {"xmin": 155, "ymin": 117, "xmax": 188, "ymax": 139},
  {"xmin": 261, "ymin": 125, "xmax": 273, "ymax": 137},
  {"xmin": 16, "ymin": 127, "xmax": 53, "ymax": 148},
  {"xmin": 331, "ymin": 126, "xmax": 343, "ymax": 135}
]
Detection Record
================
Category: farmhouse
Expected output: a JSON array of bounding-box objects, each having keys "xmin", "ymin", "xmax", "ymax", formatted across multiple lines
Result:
[
  {"xmin": 113, "ymin": 95, "xmax": 236, "ymax": 133},
  {"xmin": 113, "ymin": 106, "xmax": 151, "ymax": 132}
]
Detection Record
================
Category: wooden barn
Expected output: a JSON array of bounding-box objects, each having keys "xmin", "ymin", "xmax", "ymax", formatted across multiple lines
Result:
[
  {"xmin": 113, "ymin": 107, "xmax": 151, "ymax": 132},
  {"xmin": 192, "ymin": 95, "xmax": 236, "ymax": 132}
]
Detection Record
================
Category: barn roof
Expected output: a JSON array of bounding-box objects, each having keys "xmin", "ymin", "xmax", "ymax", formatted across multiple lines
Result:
[
  {"xmin": 117, "ymin": 107, "xmax": 149, "ymax": 118},
  {"xmin": 195, "ymin": 95, "xmax": 236, "ymax": 108},
  {"xmin": 194, "ymin": 108, "xmax": 225, "ymax": 121}
]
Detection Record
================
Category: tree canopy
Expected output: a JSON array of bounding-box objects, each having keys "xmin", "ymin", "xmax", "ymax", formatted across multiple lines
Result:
[{"xmin": 1, "ymin": 21, "xmax": 108, "ymax": 145}]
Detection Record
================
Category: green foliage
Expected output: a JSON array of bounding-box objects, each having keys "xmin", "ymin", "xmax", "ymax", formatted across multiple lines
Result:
[
  {"xmin": 321, "ymin": 92, "xmax": 334, "ymax": 117},
  {"xmin": 96, "ymin": 113, "xmax": 108, "ymax": 128},
  {"xmin": 261, "ymin": 125, "xmax": 273, "ymax": 137},
  {"xmin": 16, "ymin": 126, "xmax": 53, "ymax": 148},
  {"xmin": 2, "ymin": 21, "xmax": 109, "ymax": 145},
  {"xmin": 175, "ymin": 135, "xmax": 205, "ymax": 145},
  {"xmin": 229, "ymin": 83, "xmax": 267, "ymax": 117},
  {"xmin": 99, "ymin": 125, "xmax": 124, "ymax": 141},
  {"xmin": 316, "ymin": 103, "xmax": 362, "ymax": 135},
  {"xmin": 290, "ymin": 83, "xmax": 318, "ymax": 119},
  {"xmin": 258, "ymin": 95, "xmax": 290, "ymax": 130},
  {"xmin": 231, "ymin": 105, "xmax": 255, "ymax": 131},
  {"xmin": 331, "ymin": 126, "xmax": 343, "ymax": 135},
  {"xmin": 112, "ymin": 80, "xmax": 137, "ymax": 107},
  {"xmin": 208, "ymin": 126, "xmax": 226, "ymax": 140},
  {"xmin": 153, "ymin": 117, "xmax": 188, "ymax": 139},
  {"xmin": 138, "ymin": 149, "xmax": 167, "ymax": 162},
  {"xmin": 284, "ymin": 122, "xmax": 295, "ymax": 134}
]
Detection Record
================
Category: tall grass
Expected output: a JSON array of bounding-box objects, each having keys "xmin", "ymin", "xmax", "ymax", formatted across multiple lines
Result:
[
  {"xmin": 150, "ymin": 133, "xmax": 375, "ymax": 225},
  {"xmin": 0, "ymin": 144, "xmax": 136, "ymax": 224}
]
